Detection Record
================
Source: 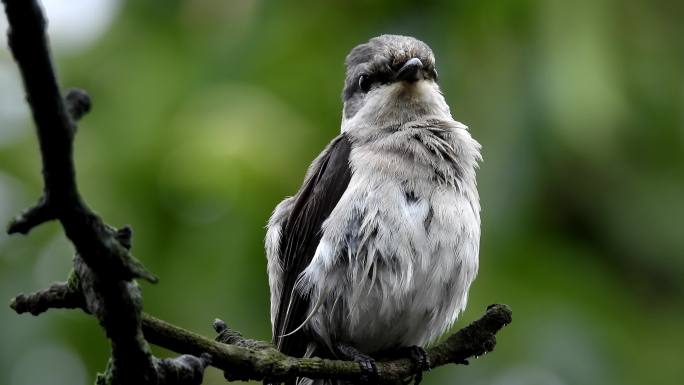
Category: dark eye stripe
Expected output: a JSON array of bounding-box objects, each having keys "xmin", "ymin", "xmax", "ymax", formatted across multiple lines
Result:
[{"xmin": 348, "ymin": 60, "xmax": 437, "ymax": 99}]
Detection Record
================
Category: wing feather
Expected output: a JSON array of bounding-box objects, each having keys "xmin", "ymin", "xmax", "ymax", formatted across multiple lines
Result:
[{"xmin": 271, "ymin": 134, "xmax": 353, "ymax": 357}]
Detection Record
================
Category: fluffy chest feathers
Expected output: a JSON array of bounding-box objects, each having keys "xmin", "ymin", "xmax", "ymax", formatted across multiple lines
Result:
[{"xmin": 298, "ymin": 118, "xmax": 481, "ymax": 353}]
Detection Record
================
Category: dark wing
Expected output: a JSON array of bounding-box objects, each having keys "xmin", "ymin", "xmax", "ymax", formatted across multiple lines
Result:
[{"xmin": 273, "ymin": 133, "xmax": 353, "ymax": 357}]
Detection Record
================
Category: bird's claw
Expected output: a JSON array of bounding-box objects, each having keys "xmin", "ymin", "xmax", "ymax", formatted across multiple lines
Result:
[
  {"xmin": 358, "ymin": 356, "xmax": 379, "ymax": 384},
  {"xmin": 335, "ymin": 342, "xmax": 379, "ymax": 384},
  {"xmin": 403, "ymin": 346, "xmax": 430, "ymax": 385},
  {"xmin": 407, "ymin": 345, "xmax": 430, "ymax": 372}
]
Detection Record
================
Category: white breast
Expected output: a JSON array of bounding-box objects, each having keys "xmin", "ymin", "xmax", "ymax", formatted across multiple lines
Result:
[{"xmin": 299, "ymin": 118, "xmax": 481, "ymax": 353}]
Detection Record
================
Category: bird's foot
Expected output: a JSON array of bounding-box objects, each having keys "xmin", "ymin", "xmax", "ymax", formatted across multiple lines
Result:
[
  {"xmin": 335, "ymin": 342, "xmax": 379, "ymax": 384},
  {"xmin": 393, "ymin": 346, "xmax": 430, "ymax": 385}
]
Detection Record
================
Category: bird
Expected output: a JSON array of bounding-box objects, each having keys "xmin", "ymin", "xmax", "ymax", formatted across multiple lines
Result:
[{"xmin": 265, "ymin": 34, "xmax": 482, "ymax": 385}]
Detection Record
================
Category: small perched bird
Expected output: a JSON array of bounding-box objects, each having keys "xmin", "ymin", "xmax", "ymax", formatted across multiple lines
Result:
[{"xmin": 266, "ymin": 35, "xmax": 481, "ymax": 384}]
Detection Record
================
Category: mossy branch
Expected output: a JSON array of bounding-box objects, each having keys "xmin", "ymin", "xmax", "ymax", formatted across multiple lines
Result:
[{"xmin": 10, "ymin": 281, "xmax": 511, "ymax": 383}]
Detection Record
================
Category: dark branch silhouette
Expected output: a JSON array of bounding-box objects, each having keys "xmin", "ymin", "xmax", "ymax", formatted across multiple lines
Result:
[
  {"xmin": 2, "ymin": 1, "xmax": 209, "ymax": 384},
  {"xmin": 3, "ymin": 0, "xmax": 512, "ymax": 384}
]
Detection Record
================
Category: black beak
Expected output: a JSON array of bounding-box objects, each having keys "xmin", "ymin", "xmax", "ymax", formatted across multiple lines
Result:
[{"xmin": 395, "ymin": 58, "xmax": 424, "ymax": 82}]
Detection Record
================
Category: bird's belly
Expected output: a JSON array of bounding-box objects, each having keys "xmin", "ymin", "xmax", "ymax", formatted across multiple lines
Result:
[
  {"xmin": 305, "ymin": 179, "xmax": 480, "ymax": 353},
  {"xmin": 338, "ymin": 261, "xmax": 464, "ymax": 353}
]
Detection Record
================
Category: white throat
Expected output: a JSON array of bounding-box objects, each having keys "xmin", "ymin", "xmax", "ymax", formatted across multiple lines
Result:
[{"xmin": 342, "ymin": 80, "xmax": 452, "ymax": 133}]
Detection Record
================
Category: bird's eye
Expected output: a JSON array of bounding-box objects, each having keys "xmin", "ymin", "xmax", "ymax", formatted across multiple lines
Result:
[
  {"xmin": 431, "ymin": 68, "xmax": 439, "ymax": 81},
  {"xmin": 358, "ymin": 75, "xmax": 373, "ymax": 93}
]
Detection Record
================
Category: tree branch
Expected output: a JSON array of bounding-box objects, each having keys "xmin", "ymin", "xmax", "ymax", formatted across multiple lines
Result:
[
  {"xmin": 10, "ymin": 282, "xmax": 511, "ymax": 383},
  {"xmin": 3, "ymin": 0, "xmax": 512, "ymax": 383},
  {"xmin": 2, "ymin": 1, "xmax": 208, "ymax": 383}
]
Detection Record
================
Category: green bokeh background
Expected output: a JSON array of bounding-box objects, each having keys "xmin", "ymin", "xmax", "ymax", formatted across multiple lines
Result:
[{"xmin": 1, "ymin": 1, "xmax": 683, "ymax": 384}]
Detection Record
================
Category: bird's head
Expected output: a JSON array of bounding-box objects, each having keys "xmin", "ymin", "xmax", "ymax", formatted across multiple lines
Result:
[{"xmin": 341, "ymin": 35, "xmax": 451, "ymax": 129}]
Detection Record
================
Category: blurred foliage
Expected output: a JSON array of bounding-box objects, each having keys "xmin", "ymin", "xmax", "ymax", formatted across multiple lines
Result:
[{"xmin": 1, "ymin": 0, "xmax": 683, "ymax": 384}]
